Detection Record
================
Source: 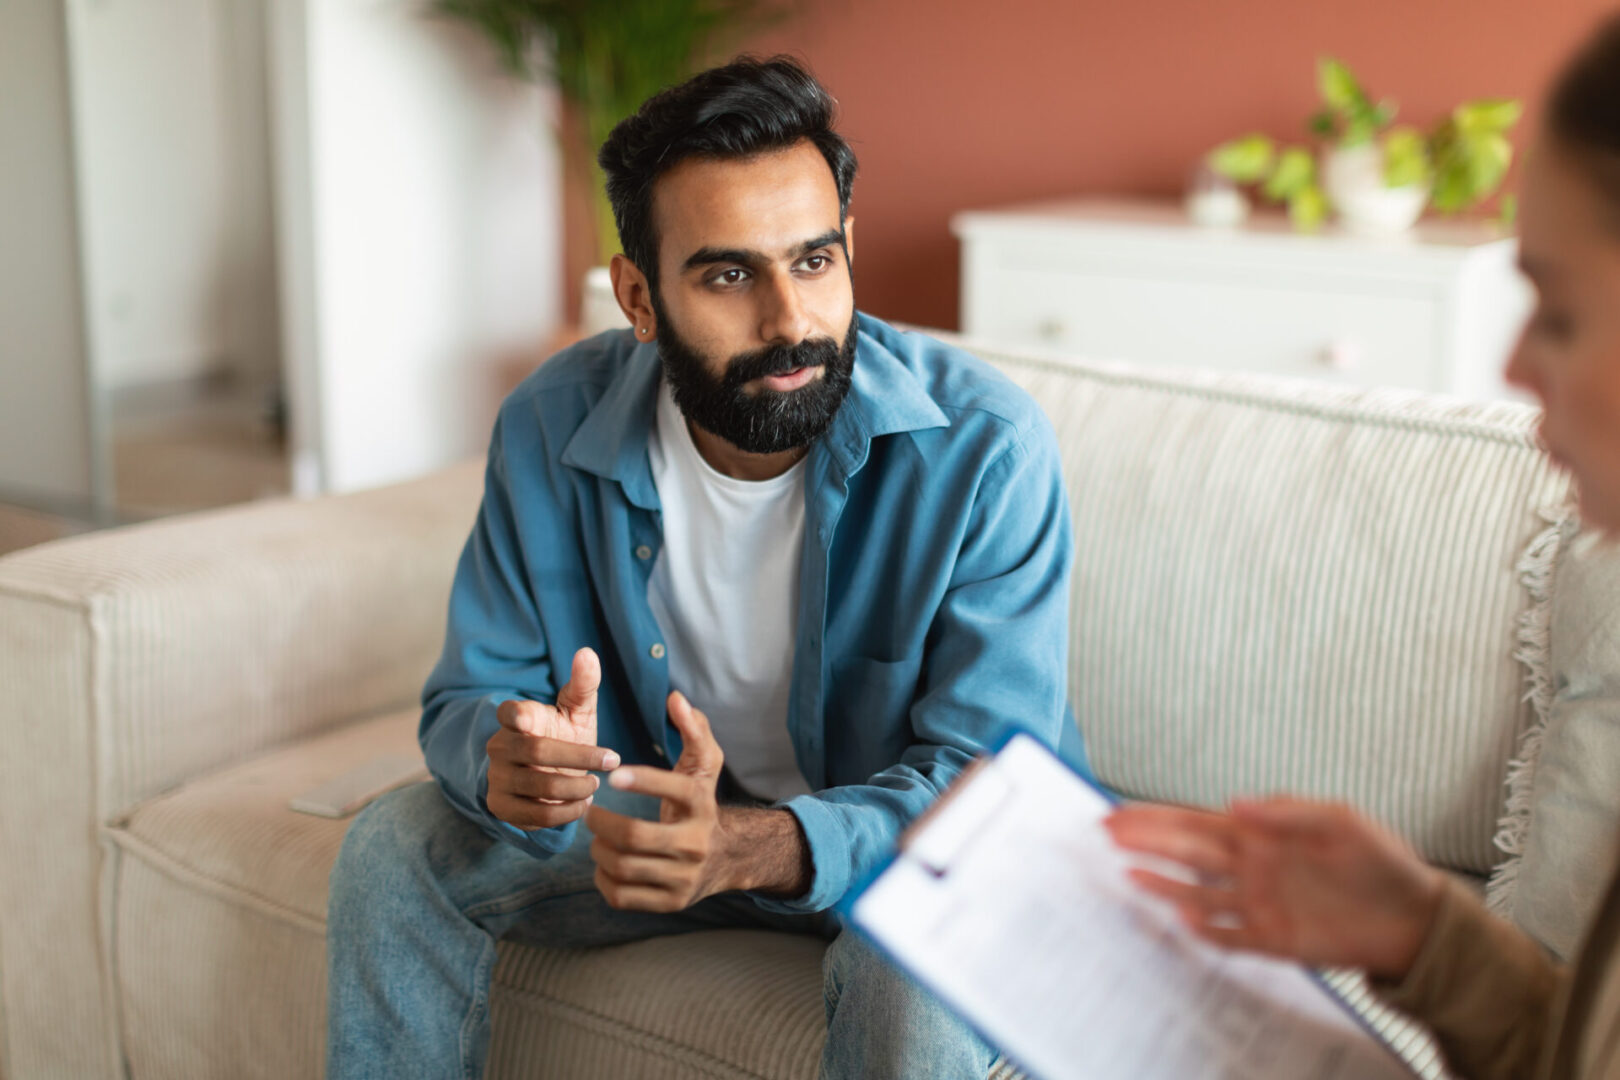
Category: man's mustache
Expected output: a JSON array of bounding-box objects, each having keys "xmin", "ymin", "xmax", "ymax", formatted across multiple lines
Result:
[{"xmin": 724, "ymin": 336, "xmax": 842, "ymax": 388}]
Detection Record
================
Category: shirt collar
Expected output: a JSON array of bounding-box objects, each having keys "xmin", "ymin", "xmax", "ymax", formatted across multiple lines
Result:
[
  {"xmin": 819, "ymin": 313, "xmax": 950, "ymax": 479},
  {"xmin": 560, "ymin": 313, "xmax": 948, "ymax": 503},
  {"xmin": 560, "ymin": 338, "xmax": 663, "ymax": 510}
]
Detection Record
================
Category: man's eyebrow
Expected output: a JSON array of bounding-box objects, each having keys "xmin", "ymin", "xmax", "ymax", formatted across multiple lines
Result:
[
  {"xmin": 792, "ymin": 228, "xmax": 846, "ymax": 258},
  {"xmin": 681, "ymin": 228, "xmax": 846, "ymax": 273},
  {"xmin": 682, "ymin": 245, "xmax": 765, "ymax": 272}
]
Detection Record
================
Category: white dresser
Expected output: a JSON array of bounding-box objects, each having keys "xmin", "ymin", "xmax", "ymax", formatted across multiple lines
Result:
[{"xmin": 953, "ymin": 199, "xmax": 1533, "ymax": 400}]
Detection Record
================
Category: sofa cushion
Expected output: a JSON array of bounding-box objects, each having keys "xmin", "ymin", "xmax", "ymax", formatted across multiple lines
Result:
[
  {"xmin": 963, "ymin": 337, "xmax": 1572, "ymax": 878},
  {"xmin": 106, "ymin": 709, "xmax": 832, "ymax": 1079},
  {"xmin": 109, "ymin": 707, "xmax": 420, "ymax": 928}
]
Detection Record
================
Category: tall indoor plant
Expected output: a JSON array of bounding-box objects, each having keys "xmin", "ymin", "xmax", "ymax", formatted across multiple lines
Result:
[{"xmin": 436, "ymin": 0, "xmax": 790, "ymax": 278}]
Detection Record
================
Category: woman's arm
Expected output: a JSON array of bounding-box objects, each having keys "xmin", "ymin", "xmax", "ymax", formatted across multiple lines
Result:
[{"xmin": 1375, "ymin": 874, "xmax": 1567, "ymax": 1080}]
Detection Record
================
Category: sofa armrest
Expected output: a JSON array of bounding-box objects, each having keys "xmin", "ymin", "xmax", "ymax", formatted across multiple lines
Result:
[
  {"xmin": 0, "ymin": 461, "xmax": 479, "ymax": 1076},
  {"xmin": 0, "ymin": 459, "xmax": 479, "ymax": 820}
]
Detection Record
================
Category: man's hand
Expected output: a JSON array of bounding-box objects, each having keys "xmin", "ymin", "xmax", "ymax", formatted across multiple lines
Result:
[
  {"xmin": 485, "ymin": 648, "xmax": 620, "ymax": 830},
  {"xmin": 583, "ymin": 691, "xmax": 729, "ymax": 911},
  {"xmin": 1104, "ymin": 797, "xmax": 1445, "ymax": 980},
  {"xmin": 584, "ymin": 691, "xmax": 812, "ymax": 912}
]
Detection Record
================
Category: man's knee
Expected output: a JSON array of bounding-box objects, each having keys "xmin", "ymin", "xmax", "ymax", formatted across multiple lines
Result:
[
  {"xmin": 821, "ymin": 930, "xmax": 994, "ymax": 1077},
  {"xmin": 822, "ymin": 929, "xmax": 970, "ymax": 1028},
  {"xmin": 822, "ymin": 929, "xmax": 898, "ymax": 1011}
]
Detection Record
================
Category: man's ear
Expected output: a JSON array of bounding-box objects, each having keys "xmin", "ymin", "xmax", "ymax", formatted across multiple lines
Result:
[{"xmin": 610, "ymin": 253, "xmax": 658, "ymax": 340}]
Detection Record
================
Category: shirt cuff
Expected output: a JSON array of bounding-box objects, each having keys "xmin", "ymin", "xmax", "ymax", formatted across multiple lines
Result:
[{"xmin": 748, "ymin": 793, "xmax": 849, "ymax": 915}]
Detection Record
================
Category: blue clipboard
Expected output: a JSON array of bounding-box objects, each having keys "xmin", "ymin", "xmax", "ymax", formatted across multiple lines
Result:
[{"xmin": 838, "ymin": 724, "xmax": 1423, "ymax": 1080}]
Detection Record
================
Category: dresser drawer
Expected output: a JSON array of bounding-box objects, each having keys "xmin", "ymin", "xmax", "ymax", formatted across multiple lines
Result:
[{"xmin": 964, "ymin": 265, "xmax": 1444, "ymax": 391}]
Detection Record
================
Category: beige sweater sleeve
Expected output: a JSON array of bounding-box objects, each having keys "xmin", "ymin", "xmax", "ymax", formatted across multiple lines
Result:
[{"xmin": 1375, "ymin": 876, "xmax": 1568, "ymax": 1080}]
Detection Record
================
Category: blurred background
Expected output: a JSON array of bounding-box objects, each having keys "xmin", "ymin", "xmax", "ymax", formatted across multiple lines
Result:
[{"xmin": 1, "ymin": 0, "xmax": 1612, "ymax": 554}]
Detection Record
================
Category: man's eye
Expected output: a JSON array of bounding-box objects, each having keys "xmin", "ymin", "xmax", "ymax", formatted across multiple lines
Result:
[
  {"xmin": 713, "ymin": 268, "xmax": 748, "ymax": 286},
  {"xmin": 800, "ymin": 254, "xmax": 830, "ymax": 272}
]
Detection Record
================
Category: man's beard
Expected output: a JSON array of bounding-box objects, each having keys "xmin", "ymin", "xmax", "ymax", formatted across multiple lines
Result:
[{"xmin": 651, "ymin": 297, "xmax": 857, "ymax": 456}]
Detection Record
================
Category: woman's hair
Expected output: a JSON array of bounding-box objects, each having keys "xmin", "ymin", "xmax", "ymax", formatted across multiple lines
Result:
[
  {"xmin": 1547, "ymin": 13, "xmax": 1620, "ymax": 223},
  {"xmin": 597, "ymin": 56, "xmax": 858, "ymax": 289}
]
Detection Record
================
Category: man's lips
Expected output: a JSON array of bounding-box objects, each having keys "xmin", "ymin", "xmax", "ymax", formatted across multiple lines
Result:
[{"xmin": 757, "ymin": 366, "xmax": 820, "ymax": 392}]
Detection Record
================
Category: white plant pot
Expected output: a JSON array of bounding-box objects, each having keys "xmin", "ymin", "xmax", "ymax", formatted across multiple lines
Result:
[
  {"xmin": 1321, "ymin": 144, "xmax": 1428, "ymax": 235},
  {"xmin": 580, "ymin": 266, "xmax": 629, "ymax": 337},
  {"xmin": 1185, "ymin": 187, "xmax": 1250, "ymax": 228}
]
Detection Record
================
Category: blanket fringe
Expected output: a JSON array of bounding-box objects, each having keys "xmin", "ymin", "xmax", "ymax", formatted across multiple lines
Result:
[{"xmin": 1486, "ymin": 505, "xmax": 1578, "ymax": 916}]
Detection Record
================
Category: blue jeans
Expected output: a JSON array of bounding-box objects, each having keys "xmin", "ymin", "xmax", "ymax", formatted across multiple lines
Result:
[{"xmin": 326, "ymin": 781, "xmax": 996, "ymax": 1079}]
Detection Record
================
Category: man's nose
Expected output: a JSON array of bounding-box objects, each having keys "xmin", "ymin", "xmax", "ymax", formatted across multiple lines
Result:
[{"xmin": 758, "ymin": 269, "xmax": 812, "ymax": 345}]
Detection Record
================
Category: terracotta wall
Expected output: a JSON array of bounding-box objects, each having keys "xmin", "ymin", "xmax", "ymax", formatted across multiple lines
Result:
[{"xmin": 565, "ymin": 0, "xmax": 1617, "ymax": 331}]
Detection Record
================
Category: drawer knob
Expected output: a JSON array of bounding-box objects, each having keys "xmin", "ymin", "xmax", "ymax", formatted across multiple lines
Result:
[
  {"xmin": 1036, "ymin": 318, "xmax": 1065, "ymax": 342},
  {"xmin": 1320, "ymin": 339, "xmax": 1362, "ymax": 371}
]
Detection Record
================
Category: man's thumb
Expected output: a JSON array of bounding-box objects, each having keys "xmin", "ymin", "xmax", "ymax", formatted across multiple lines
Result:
[
  {"xmin": 557, "ymin": 647, "xmax": 600, "ymax": 714},
  {"xmin": 669, "ymin": 691, "xmax": 722, "ymax": 777}
]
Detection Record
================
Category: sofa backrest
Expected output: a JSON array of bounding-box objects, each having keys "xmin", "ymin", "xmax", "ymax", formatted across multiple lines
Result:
[{"xmin": 956, "ymin": 334, "xmax": 1572, "ymax": 880}]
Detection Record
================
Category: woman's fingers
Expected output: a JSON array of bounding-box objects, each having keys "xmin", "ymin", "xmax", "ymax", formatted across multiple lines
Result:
[
  {"xmin": 1229, "ymin": 797, "xmax": 1354, "ymax": 840},
  {"xmin": 1126, "ymin": 869, "xmax": 1281, "ymax": 955},
  {"xmin": 1181, "ymin": 912, "xmax": 1271, "ymax": 954},
  {"xmin": 1127, "ymin": 868, "xmax": 1239, "ymax": 914},
  {"xmin": 1106, "ymin": 804, "xmax": 1241, "ymax": 877}
]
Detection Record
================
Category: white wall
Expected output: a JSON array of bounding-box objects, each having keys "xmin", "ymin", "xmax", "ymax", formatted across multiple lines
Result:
[
  {"xmin": 64, "ymin": 0, "xmax": 281, "ymax": 392},
  {"xmin": 0, "ymin": 1, "xmax": 97, "ymax": 510},
  {"xmin": 271, "ymin": 0, "xmax": 562, "ymax": 495},
  {"xmin": 219, "ymin": 0, "xmax": 284, "ymax": 391}
]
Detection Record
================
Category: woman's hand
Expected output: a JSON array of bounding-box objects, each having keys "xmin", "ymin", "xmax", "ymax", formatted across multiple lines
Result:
[{"xmin": 1104, "ymin": 797, "xmax": 1446, "ymax": 980}]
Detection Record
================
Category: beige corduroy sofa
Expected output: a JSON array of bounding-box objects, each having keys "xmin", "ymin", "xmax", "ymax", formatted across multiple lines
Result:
[{"xmin": 4, "ymin": 332, "xmax": 1620, "ymax": 1080}]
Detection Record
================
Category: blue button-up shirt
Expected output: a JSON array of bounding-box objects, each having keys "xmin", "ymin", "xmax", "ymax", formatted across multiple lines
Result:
[{"xmin": 421, "ymin": 313, "xmax": 1084, "ymax": 914}]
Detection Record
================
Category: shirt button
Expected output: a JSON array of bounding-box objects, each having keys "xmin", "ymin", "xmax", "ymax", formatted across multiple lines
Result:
[
  {"xmin": 634, "ymin": 544, "xmax": 652, "ymax": 560},
  {"xmin": 654, "ymin": 745, "xmax": 667, "ymax": 759},
  {"xmin": 649, "ymin": 643, "xmax": 666, "ymax": 660}
]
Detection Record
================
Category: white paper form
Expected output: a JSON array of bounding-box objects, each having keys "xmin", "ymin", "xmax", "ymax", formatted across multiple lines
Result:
[{"xmin": 850, "ymin": 734, "xmax": 1416, "ymax": 1080}]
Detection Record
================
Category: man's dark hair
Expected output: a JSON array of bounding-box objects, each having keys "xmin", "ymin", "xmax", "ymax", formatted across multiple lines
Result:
[
  {"xmin": 1547, "ymin": 12, "xmax": 1620, "ymax": 230},
  {"xmin": 597, "ymin": 56, "xmax": 858, "ymax": 286}
]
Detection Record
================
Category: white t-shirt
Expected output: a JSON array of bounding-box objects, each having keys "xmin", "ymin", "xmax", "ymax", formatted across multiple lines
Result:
[{"xmin": 646, "ymin": 378, "xmax": 813, "ymax": 802}]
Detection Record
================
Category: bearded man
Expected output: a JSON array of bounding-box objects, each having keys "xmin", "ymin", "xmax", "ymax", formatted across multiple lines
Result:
[{"xmin": 326, "ymin": 55, "xmax": 1084, "ymax": 1080}]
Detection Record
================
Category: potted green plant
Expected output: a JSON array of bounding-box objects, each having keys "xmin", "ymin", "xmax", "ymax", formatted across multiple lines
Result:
[
  {"xmin": 435, "ymin": 0, "xmax": 790, "ymax": 328},
  {"xmin": 1207, "ymin": 58, "xmax": 1521, "ymax": 233}
]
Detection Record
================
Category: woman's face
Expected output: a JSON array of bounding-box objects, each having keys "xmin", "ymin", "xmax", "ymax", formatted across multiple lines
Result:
[{"xmin": 1506, "ymin": 138, "xmax": 1620, "ymax": 530}]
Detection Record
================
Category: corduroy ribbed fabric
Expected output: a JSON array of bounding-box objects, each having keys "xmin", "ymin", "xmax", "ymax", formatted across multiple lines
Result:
[
  {"xmin": 0, "ymin": 463, "xmax": 478, "ymax": 1078},
  {"xmin": 0, "ymin": 460, "xmax": 479, "ymax": 820},
  {"xmin": 1322, "ymin": 966, "xmax": 1452, "ymax": 1079},
  {"xmin": 0, "ymin": 593, "xmax": 117, "ymax": 1079},
  {"xmin": 488, "ymin": 931, "xmax": 827, "ymax": 1079},
  {"xmin": 111, "ymin": 711, "xmax": 836, "ymax": 1080},
  {"xmin": 2, "ymin": 337, "xmax": 1605, "ymax": 1079},
  {"xmin": 957, "ymin": 340, "xmax": 1570, "ymax": 877}
]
